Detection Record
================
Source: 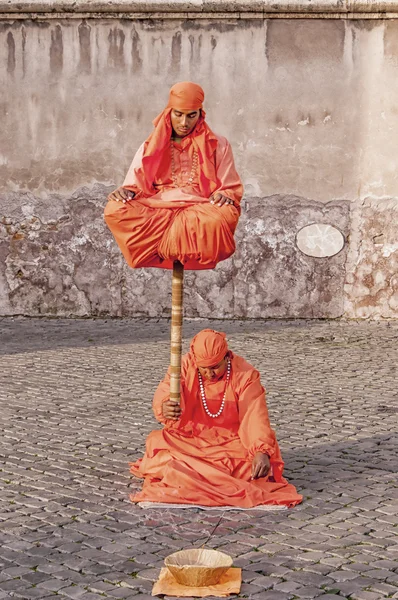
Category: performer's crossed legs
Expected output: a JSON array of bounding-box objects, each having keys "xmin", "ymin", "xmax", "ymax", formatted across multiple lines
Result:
[{"xmin": 105, "ymin": 199, "xmax": 239, "ymax": 269}]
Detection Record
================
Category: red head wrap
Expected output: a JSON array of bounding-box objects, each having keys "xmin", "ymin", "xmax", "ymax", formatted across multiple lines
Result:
[{"xmin": 190, "ymin": 329, "xmax": 229, "ymax": 368}]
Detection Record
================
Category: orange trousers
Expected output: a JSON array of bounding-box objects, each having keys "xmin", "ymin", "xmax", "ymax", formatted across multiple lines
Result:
[{"xmin": 104, "ymin": 199, "xmax": 240, "ymax": 270}]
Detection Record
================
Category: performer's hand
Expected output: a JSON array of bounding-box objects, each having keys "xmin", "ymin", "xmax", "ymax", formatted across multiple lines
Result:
[
  {"xmin": 251, "ymin": 452, "xmax": 271, "ymax": 480},
  {"xmin": 107, "ymin": 187, "xmax": 135, "ymax": 203},
  {"xmin": 209, "ymin": 192, "xmax": 234, "ymax": 207},
  {"xmin": 162, "ymin": 399, "xmax": 181, "ymax": 421}
]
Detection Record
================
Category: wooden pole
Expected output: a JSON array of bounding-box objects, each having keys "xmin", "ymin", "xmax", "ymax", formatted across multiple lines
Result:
[{"xmin": 169, "ymin": 260, "xmax": 184, "ymax": 405}]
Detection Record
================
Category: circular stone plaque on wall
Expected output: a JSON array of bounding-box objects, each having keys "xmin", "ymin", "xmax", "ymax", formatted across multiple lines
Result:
[{"xmin": 296, "ymin": 223, "xmax": 345, "ymax": 258}]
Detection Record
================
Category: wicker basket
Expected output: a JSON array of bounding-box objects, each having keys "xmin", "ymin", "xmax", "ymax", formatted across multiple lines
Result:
[{"xmin": 164, "ymin": 548, "xmax": 233, "ymax": 587}]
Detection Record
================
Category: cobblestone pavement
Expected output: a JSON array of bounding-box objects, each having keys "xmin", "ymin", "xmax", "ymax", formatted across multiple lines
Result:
[{"xmin": 1, "ymin": 317, "xmax": 397, "ymax": 600}]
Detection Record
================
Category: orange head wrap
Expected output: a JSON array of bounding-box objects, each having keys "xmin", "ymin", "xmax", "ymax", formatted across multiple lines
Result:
[
  {"xmin": 167, "ymin": 81, "xmax": 204, "ymax": 111},
  {"xmin": 133, "ymin": 82, "xmax": 219, "ymax": 198},
  {"xmin": 190, "ymin": 329, "xmax": 229, "ymax": 368}
]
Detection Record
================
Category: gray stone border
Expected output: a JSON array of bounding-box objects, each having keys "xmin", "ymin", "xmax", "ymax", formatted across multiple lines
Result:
[{"xmin": 1, "ymin": 0, "xmax": 398, "ymax": 18}]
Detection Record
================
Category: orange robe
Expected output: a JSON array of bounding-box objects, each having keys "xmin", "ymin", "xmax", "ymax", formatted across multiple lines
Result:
[
  {"xmin": 130, "ymin": 352, "xmax": 303, "ymax": 508},
  {"xmin": 104, "ymin": 134, "xmax": 242, "ymax": 270}
]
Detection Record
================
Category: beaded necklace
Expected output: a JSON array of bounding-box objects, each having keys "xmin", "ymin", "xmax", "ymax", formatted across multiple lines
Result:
[
  {"xmin": 197, "ymin": 359, "xmax": 231, "ymax": 418},
  {"xmin": 170, "ymin": 141, "xmax": 199, "ymax": 188}
]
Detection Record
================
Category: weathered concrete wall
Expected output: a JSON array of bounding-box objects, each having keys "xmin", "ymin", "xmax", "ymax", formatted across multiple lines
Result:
[{"xmin": 1, "ymin": 8, "xmax": 397, "ymax": 318}]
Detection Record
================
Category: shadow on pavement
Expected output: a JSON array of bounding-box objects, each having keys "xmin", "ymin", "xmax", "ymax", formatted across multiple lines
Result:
[{"xmin": 0, "ymin": 316, "xmax": 342, "ymax": 356}]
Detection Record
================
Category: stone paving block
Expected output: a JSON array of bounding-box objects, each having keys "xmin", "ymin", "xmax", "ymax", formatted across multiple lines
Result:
[
  {"xmin": 135, "ymin": 568, "xmax": 159, "ymax": 581},
  {"xmin": 12, "ymin": 589, "xmax": 56, "ymax": 599},
  {"xmin": 82, "ymin": 562, "xmax": 111, "ymax": 576},
  {"xmin": 61, "ymin": 557, "xmax": 94, "ymax": 572},
  {"xmin": 328, "ymin": 569, "xmax": 363, "ymax": 582},
  {"xmin": 296, "ymin": 551, "xmax": 326, "ymax": 563},
  {"xmin": 58, "ymin": 585, "xmax": 88, "ymax": 598},
  {"xmin": 366, "ymin": 568, "xmax": 396, "ymax": 580},
  {"xmin": 331, "ymin": 578, "xmax": 375, "ymax": 597},
  {"xmin": 240, "ymin": 569, "xmax": 259, "ymax": 583},
  {"xmin": 36, "ymin": 579, "xmax": 73, "ymax": 592},
  {"xmin": 0, "ymin": 579, "xmax": 31, "ymax": 593},
  {"xmin": 132, "ymin": 579, "xmax": 154, "ymax": 594},
  {"xmin": 239, "ymin": 582, "xmax": 269, "ymax": 595},
  {"xmin": 264, "ymin": 564, "xmax": 293, "ymax": 577},
  {"xmin": 302, "ymin": 564, "xmax": 334, "ymax": 576},
  {"xmin": 293, "ymin": 586, "xmax": 328, "ymax": 598},
  {"xmin": 251, "ymin": 591, "xmax": 293, "ymax": 599},
  {"xmin": 102, "ymin": 588, "xmax": 137, "ymax": 598},
  {"xmin": 349, "ymin": 592, "xmax": 384, "ymax": 600},
  {"xmin": 249, "ymin": 574, "xmax": 281, "ymax": 589},
  {"xmin": 273, "ymin": 580, "xmax": 302, "ymax": 593},
  {"xmin": 348, "ymin": 562, "xmax": 375, "ymax": 573},
  {"xmin": 78, "ymin": 594, "xmax": 109, "ymax": 600},
  {"xmin": 114, "ymin": 560, "xmax": 149, "ymax": 574},
  {"xmin": 21, "ymin": 571, "xmax": 55, "ymax": 586},
  {"xmin": 320, "ymin": 557, "xmax": 346, "ymax": 568},
  {"xmin": 2, "ymin": 567, "xmax": 31, "ymax": 578},
  {"xmin": 287, "ymin": 572, "xmax": 334, "ymax": 587},
  {"xmin": 58, "ymin": 542, "xmax": 85, "ymax": 554},
  {"xmin": 369, "ymin": 582, "xmax": 398, "ymax": 596}
]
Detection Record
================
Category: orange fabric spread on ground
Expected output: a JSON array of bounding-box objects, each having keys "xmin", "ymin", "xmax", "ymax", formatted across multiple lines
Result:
[
  {"xmin": 104, "ymin": 82, "xmax": 243, "ymax": 270},
  {"xmin": 130, "ymin": 350, "xmax": 303, "ymax": 508}
]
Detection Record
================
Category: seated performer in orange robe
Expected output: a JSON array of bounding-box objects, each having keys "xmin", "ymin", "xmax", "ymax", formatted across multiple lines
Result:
[
  {"xmin": 104, "ymin": 82, "xmax": 243, "ymax": 270},
  {"xmin": 130, "ymin": 330, "xmax": 302, "ymax": 508}
]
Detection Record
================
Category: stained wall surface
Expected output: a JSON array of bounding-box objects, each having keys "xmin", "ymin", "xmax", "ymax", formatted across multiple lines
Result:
[{"xmin": 1, "ymin": 15, "xmax": 397, "ymax": 318}]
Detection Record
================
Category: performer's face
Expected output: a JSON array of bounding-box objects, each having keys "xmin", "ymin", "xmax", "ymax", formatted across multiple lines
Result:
[
  {"xmin": 198, "ymin": 356, "xmax": 228, "ymax": 382},
  {"xmin": 171, "ymin": 108, "xmax": 200, "ymax": 137}
]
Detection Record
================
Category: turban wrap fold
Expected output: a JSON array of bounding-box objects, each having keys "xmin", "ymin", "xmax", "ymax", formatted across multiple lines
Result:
[
  {"xmin": 167, "ymin": 81, "xmax": 204, "ymax": 111},
  {"xmin": 190, "ymin": 329, "xmax": 229, "ymax": 368}
]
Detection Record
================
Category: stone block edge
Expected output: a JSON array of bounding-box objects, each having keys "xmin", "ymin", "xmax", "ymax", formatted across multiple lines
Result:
[{"xmin": 1, "ymin": 0, "xmax": 398, "ymax": 15}]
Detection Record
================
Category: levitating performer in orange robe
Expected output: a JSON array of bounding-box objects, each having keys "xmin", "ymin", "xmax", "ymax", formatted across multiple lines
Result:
[
  {"xmin": 104, "ymin": 82, "xmax": 243, "ymax": 270},
  {"xmin": 130, "ymin": 330, "xmax": 302, "ymax": 508}
]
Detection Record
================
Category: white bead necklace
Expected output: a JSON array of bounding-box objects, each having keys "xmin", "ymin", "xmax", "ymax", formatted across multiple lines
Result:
[
  {"xmin": 197, "ymin": 359, "xmax": 231, "ymax": 418},
  {"xmin": 170, "ymin": 142, "xmax": 198, "ymax": 188}
]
